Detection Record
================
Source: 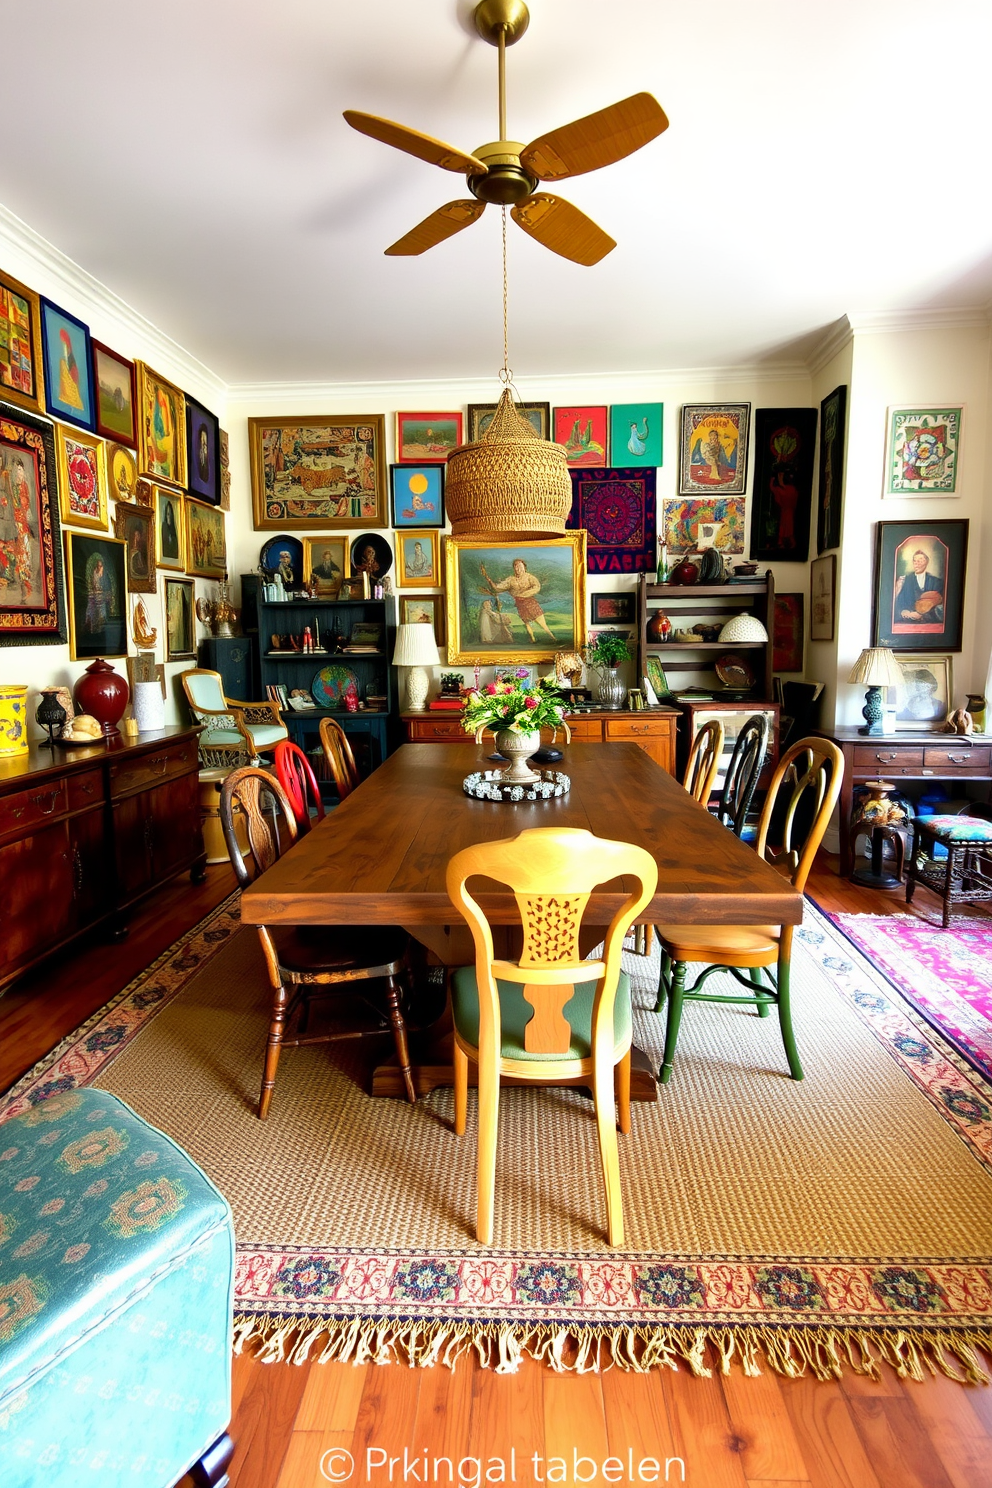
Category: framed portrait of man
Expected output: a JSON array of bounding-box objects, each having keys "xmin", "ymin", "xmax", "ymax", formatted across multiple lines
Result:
[
  {"xmin": 872, "ymin": 519, "xmax": 969, "ymax": 653},
  {"xmin": 445, "ymin": 532, "xmax": 587, "ymax": 664}
]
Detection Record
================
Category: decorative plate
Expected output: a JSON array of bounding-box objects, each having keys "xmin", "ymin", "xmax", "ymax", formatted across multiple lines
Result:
[
  {"xmin": 350, "ymin": 532, "xmax": 393, "ymax": 581},
  {"xmin": 310, "ymin": 664, "xmax": 359, "ymax": 708},
  {"xmin": 259, "ymin": 534, "xmax": 304, "ymax": 591},
  {"xmin": 715, "ymin": 652, "xmax": 756, "ymax": 690},
  {"xmin": 463, "ymin": 770, "xmax": 570, "ymax": 802}
]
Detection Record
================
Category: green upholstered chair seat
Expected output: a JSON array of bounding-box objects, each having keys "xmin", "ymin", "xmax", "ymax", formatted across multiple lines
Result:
[
  {"xmin": 921, "ymin": 814, "xmax": 992, "ymax": 843},
  {"xmin": 199, "ymin": 726, "xmax": 245, "ymax": 746},
  {"xmin": 451, "ymin": 966, "xmax": 632, "ymax": 1061},
  {"xmin": 243, "ymin": 723, "xmax": 287, "ymax": 750}
]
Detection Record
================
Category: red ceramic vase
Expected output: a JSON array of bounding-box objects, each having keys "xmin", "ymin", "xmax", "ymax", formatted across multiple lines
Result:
[
  {"xmin": 669, "ymin": 556, "xmax": 699, "ymax": 585},
  {"xmin": 73, "ymin": 659, "xmax": 130, "ymax": 738}
]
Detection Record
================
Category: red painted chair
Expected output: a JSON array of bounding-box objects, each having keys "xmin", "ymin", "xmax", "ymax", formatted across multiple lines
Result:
[{"xmin": 273, "ymin": 739, "xmax": 325, "ymax": 834}]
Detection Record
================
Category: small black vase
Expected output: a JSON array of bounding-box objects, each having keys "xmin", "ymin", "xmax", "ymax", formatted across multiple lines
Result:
[{"xmin": 36, "ymin": 687, "xmax": 67, "ymax": 747}]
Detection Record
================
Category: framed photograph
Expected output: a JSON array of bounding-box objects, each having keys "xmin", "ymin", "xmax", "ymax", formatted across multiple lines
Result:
[
  {"xmin": 591, "ymin": 591, "xmax": 636, "ymax": 625},
  {"xmin": 107, "ymin": 443, "xmax": 139, "ymax": 502},
  {"xmin": 0, "ymin": 270, "xmax": 46, "ymax": 413},
  {"xmin": 112, "ymin": 498, "xmax": 156, "ymax": 595},
  {"xmin": 468, "ymin": 401, "xmax": 549, "ymax": 442},
  {"xmin": 749, "ymin": 408, "xmax": 818, "ymax": 562},
  {"xmin": 679, "ymin": 404, "xmax": 749, "ymax": 495},
  {"xmin": 185, "ymin": 498, "xmax": 227, "ymax": 579},
  {"xmin": 64, "ymin": 531, "xmax": 126, "ymax": 660},
  {"xmin": 892, "ymin": 654, "xmax": 953, "ymax": 732},
  {"xmin": 400, "ymin": 593, "xmax": 445, "ymax": 646},
  {"xmin": 164, "ymin": 576, "xmax": 196, "ymax": 661},
  {"xmin": 809, "ymin": 554, "xmax": 835, "ymax": 642},
  {"xmin": 390, "ymin": 464, "xmax": 444, "ymax": 528},
  {"xmin": 303, "ymin": 536, "xmax": 348, "ymax": 597},
  {"xmin": 185, "ymin": 396, "xmax": 221, "ymax": 505},
  {"xmin": 610, "ymin": 402, "xmax": 663, "ymax": 467},
  {"xmin": 773, "ymin": 593, "xmax": 805, "ymax": 673},
  {"xmin": 40, "ymin": 298, "xmax": 94, "ymax": 430},
  {"xmin": 154, "ymin": 485, "xmax": 186, "ymax": 571},
  {"xmin": 397, "ymin": 530, "xmax": 440, "ymax": 588},
  {"xmin": 662, "ymin": 496, "xmax": 746, "ymax": 554},
  {"xmin": 553, "ymin": 406, "xmax": 607, "ymax": 466},
  {"xmin": 445, "ymin": 533, "xmax": 587, "ymax": 664},
  {"xmin": 339, "ymin": 576, "xmax": 369, "ymax": 600},
  {"xmin": 816, "ymin": 384, "xmax": 847, "ymax": 553},
  {"xmin": 567, "ymin": 467, "xmax": 656, "ymax": 573},
  {"xmin": 395, "ymin": 411, "xmax": 462, "ymax": 463},
  {"xmin": 55, "ymin": 425, "xmax": 107, "ymax": 532},
  {"xmin": 136, "ymin": 362, "xmax": 187, "ymax": 488},
  {"xmin": 0, "ymin": 403, "xmax": 66, "ymax": 646},
  {"xmin": 248, "ymin": 414, "xmax": 387, "ymax": 529},
  {"xmin": 872, "ymin": 519, "xmax": 969, "ymax": 653},
  {"xmin": 884, "ymin": 407, "xmax": 962, "ymax": 496},
  {"xmin": 91, "ymin": 341, "xmax": 137, "ymax": 447}
]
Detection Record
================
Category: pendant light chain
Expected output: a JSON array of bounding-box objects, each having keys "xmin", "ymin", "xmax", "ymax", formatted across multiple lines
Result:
[{"xmin": 499, "ymin": 206, "xmax": 513, "ymax": 388}]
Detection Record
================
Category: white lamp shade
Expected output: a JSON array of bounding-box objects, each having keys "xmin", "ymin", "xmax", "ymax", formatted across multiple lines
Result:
[
  {"xmin": 392, "ymin": 623, "xmax": 440, "ymax": 668},
  {"xmin": 717, "ymin": 612, "xmax": 769, "ymax": 643},
  {"xmin": 848, "ymin": 647, "xmax": 903, "ymax": 687}
]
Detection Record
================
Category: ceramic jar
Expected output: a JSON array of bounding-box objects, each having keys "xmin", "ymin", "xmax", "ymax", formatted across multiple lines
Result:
[
  {"xmin": 669, "ymin": 556, "xmax": 699, "ymax": 585},
  {"xmin": 646, "ymin": 610, "xmax": 671, "ymax": 644},
  {"xmin": 73, "ymin": 659, "xmax": 130, "ymax": 738},
  {"xmin": 0, "ymin": 684, "xmax": 29, "ymax": 758}
]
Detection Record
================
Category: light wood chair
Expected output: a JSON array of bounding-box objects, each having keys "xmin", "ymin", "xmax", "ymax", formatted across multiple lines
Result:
[
  {"xmin": 319, "ymin": 716, "xmax": 360, "ymax": 801},
  {"xmin": 220, "ymin": 767, "xmax": 416, "ymax": 1114},
  {"xmin": 446, "ymin": 827, "xmax": 658, "ymax": 1247},
  {"xmin": 683, "ymin": 718, "xmax": 725, "ymax": 805},
  {"xmin": 654, "ymin": 738, "xmax": 844, "ymax": 1084},
  {"xmin": 181, "ymin": 667, "xmax": 287, "ymax": 767},
  {"xmin": 714, "ymin": 713, "xmax": 769, "ymax": 838}
]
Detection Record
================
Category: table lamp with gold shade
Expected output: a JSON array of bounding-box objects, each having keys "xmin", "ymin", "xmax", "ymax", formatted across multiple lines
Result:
[{"xmin": 849, "ymin": 646, "xmax": 904, "ymax": 735}]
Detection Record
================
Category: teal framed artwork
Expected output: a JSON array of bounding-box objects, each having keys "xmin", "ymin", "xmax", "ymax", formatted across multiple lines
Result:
[
  {"xmin": 610, "ymin": 403, "xmax": 662, "ymax": 467},
  {"xmin": 390, "ymin": 464, "xmax": 444, "ymax": 527},
  {"xmin": 40, "ymin": 298, "xmax": 94, "ymax": 431}
]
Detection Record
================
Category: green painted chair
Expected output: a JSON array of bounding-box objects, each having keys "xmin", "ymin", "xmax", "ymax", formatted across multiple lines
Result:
[
  {"xmin": 653, "ymin": 737, "xmax": 844, "ymax": 1085},
  {"xmin": 181, "ymin": 667, "xmax": 287, "ymax": 768}
]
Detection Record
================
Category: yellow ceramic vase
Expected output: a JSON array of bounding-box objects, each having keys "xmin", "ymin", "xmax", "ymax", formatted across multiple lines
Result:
[{"xmin": 0, "ymin": 684, "xmax": 29, "ymax": 758}]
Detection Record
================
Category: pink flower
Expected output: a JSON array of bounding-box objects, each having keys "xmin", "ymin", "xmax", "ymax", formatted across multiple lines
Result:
[
  {"xmin": 524, "ymin": 696, "xmax": 539, "ymax": 709},
  {"xmin": 485, "ymin": 684, "xmax": 497, "ymax": 695}
]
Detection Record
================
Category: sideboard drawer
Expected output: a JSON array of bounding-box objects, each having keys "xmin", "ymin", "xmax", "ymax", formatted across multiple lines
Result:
[
  {"xmin": 67, "ymin": 768, "xmax": 105, "ymax": 812},
  {"xmin": 407, "ymin": 718, "xmax": 467, "ymax": 742},
  {"xmin": 605, "ymin": 718, "xmax": 673, "ymax": 740},
  {"xmin": 108, "ymin": 741, "xmax": 198, "ymax": 798},
  {"xmin": 923, "ymin": 745, "xmax": 991, "ymax": 773},
  {"xmin": 564, "ymin": 718, "xmax": 603, "ymax": 739},
  {"xmin": 0, "ymin": 778, "xmax": 68, "ymax": 839},
  {"xmin": 852, "ymin": 746, "xmax": 924, "ymax": 771}
]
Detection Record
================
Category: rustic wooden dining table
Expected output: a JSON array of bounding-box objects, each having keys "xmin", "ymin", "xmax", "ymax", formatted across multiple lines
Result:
[{"xmin": 240, "ymin": 741, "xmax": 803, "ymax": 1099}]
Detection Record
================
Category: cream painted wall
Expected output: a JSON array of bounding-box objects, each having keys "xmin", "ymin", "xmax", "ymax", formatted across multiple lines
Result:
[{"xmin": 808, "ymin": 328, "xmax": 854, "ymax": 729}]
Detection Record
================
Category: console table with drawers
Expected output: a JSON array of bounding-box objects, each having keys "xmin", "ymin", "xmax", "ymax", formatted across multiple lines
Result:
[{"xmin": 402, "ymin": 706, "xmax": 680, "ymax": 774}]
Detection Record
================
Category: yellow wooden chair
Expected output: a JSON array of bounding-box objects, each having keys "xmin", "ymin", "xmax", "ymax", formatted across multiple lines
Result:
[
  {"xmin": 683, "ymin": 717, "xmax": 725, "ymax": 804},
  {"xmin": 654, "ymin": 738, "xmax": 844, "ymax": 1085},
  {"xmin": 446, "ymin": 827, "xmax": 658, "ymax": 1247}
]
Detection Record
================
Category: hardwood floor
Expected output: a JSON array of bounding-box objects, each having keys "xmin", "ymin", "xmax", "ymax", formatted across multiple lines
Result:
[{"xmin": 2, "ymin": 855, "xmax": 989, "ymax": 1488}]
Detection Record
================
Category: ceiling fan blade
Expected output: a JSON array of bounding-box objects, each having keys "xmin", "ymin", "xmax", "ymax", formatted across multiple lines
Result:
[
  {"xmin": 520, "ymin": 93, "xmax": 669, "ymax": 181},
  {"xmin": 385, "ymin": 200, "xmax": 486, "ymax": 256},
  {"xmin": 511, "ymin": 193, "xmax": 615, "ymax": 267},
  {"xmin": 343, "ymin": 110, "xmax": 486, "ymax": 175}
]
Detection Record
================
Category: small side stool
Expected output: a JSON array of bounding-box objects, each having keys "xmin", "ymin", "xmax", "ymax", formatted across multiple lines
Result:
[
  {"xmin": 0, "ymin": 1088, "xmax": 234, "ymax": 1487},
  {"xmin": 849, "ymin": 779, "xmax": 907, "ymax": 889},
  {"xmin": 906, "ymin": 812, "xmax": 992, "ymax": 927}
]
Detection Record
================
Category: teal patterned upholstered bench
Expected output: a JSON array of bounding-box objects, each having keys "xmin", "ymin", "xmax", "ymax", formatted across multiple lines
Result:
[{"xmin": 0, "ymin": 1088, "xmax": 234, "ymax": 1488}]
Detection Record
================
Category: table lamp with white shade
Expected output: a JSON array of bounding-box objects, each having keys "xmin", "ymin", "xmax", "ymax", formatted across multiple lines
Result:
[
  {"xmin": 392, "ymin": 623, "xmax": 440, "ymax": 712},
  {"xmin": 849, "ymin": 646, "xmax": 904, "ymax": 735}
]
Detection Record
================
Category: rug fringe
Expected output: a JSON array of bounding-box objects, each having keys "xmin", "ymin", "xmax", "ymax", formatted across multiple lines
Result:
[{"xmin": 231, "ymin": 1313, "xmax": 992, "ymax": 1384}]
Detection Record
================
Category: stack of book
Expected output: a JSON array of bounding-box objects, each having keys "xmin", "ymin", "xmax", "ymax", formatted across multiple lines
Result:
[{"xmin": 428, "ymin": 696, "xmax": 465, "ymax": 711}]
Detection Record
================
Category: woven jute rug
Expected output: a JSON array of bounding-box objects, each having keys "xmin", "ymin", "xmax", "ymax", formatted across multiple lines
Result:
[{"xmin": 4, "ymin": 895, "xmax": 992, "ymax": 1382}]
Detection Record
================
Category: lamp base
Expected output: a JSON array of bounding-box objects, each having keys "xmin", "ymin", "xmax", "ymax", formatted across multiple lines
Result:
[
  {"xmin": 858, "ymin": 684, "xmax": 884, "ymax": 736},
  {"xmin": 406, "ymin": 666, "xmax": 430, "ymax": 712}
]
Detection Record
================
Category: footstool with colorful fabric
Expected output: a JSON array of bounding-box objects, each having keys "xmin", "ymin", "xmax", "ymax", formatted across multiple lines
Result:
[
  {"xmin": 0, "ymin": 1088, "xmax": 234, "ymax": 1488},
  {"xmin": 906, "ymin": 812, "xmax": 992, "ymax": 927}
]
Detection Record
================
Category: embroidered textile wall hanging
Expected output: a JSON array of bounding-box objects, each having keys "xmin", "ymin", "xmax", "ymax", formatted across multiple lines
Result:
[{"xmin": 566, "ymin": 467, "xmax": 656, "ymax": 574}]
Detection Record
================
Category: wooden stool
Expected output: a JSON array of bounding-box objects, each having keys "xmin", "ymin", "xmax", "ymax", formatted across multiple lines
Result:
[
  {"xmin": 906, "ymin": 813, "xmax": 992, "ymax": 927},
  {"xmin": 848, "ymin": 779, "xmax": 906, "ymax": 889}
]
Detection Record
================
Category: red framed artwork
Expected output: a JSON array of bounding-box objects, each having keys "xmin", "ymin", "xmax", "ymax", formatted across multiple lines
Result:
[
  {"xmin": 395, "ymin": 412, "xmax": 463, "ymax": 464},
  {"xmin": 553, "ymin": 405, "xmax": 608, "ymax": 466}
]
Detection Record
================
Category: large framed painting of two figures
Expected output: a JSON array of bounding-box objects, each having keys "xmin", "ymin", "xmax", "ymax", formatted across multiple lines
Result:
[{"xmin": 445, "ymin": 534, "xmax": 586, "ymax": 664}]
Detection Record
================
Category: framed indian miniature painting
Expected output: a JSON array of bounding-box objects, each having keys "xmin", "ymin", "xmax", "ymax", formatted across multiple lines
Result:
[
  {"xmin": 112, "ymin": 498, "xmax": 156, "ymax": 595},
  {"xmin": 186, "ymin": 396, "xmax": 221, "ymax": 505},
  {"xmin": 467, "ymin": 402, "xmax": 549, "ymax": 442},
  {"xmin": 816, "ymin": 384, "xmax": 847, "ymax": 553},
  {"xmin": 56, "ymin": 425, "xmax": 107, "ymax": 532},
  {"xmin": 390, "ymin": 464, "xmax": 444, "ymax": 528},
  {"xmin": 40, "ymin": 298, "xmax": 94, "ymax": 431},
  {"xmin": 884, "ymin": 407, "xmax": 962, "ymax": 496},
  {"xmin": 445, "ymin": 532, "xmax": 587, "ymax": 665},
  {"xmin": 395, "ymin": 412, "xmax": 462, "ymax": 463},
  {"xmin": 610, "ymin": 402, "xmax": 663, "ymax": 468},
  {"xmin": 872, "ymin": 519, "xmax": 968, "ymax": 653},
  {"xmin": 185, "ymin": 498, "xmax": 227, "ymax": 579},
  {"xmin": 0, "ymin": 270, "xmax": 45, "ymax": 413},
  {"xmin": 91, "ymin": 341, "xmax": 137, "ymax": 447},
  {"xmin": 64, "ymin": 530, "xmax": 127, "ymax": 660},
  {"xmin": 249, "ymin": 414, "xmax": 387, "ymax": 529},
  {"xmin": 679, "ymin": 404, "xmax": 749, "ymax": 495},
  {"xmin": 553, "ymin": 406, "xmax": 607, "ymax": 466},
  {"xmin": 0, "ymin": 403, "xmax": 66, "ymax": 646},
  {"xmin": 136, "ymin": 362, "xmax": 187, "ymax": 488}
]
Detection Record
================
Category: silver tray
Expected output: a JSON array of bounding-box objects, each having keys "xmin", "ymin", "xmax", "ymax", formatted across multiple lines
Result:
[{"xmin": 463, "ymin": 769, "xmax": 570, "ymax": 802}]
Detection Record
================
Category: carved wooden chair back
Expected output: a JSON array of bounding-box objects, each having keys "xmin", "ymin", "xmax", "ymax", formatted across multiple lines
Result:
[
  {"xmin": 683, "ymin": 718, "xmax": 725, "ymax": 805},
  {"xmin": 755, "ymin": 737, "xmax": 844, "ymax": 894},
  {"xmin": 272, "ymin": 740, "xmax": 325, "ymax": 834},
  {"xmin": 715, "ymin": 714, "xmax": 769, "ymax": 836},
  {"xmin": 319, "ymin": 717, "xmax": 360, "ymax": 800},
  {"xmin": 220, "ymin": 767, "xmax": 297, "ymax": 889}
]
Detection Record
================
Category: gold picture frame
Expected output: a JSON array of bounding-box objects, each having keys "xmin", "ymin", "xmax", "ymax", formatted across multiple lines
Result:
[
  {"xmin": 396, "ymin": 529, "xmax": 440, "ymax": 588},
  {"xmin": 400, "ymin": 594, "xmax": 445, "ymax": 647},
  {"xmin": 445, "ymin": 532, "xmax": 587, "ymax": 664},
  {"xmin": 185, "ymin": 497, "xmax": 227, "ymax": 579},
  {"xmin": 302, "ymin": 536, "xmax": 349, "ymax": 597},
  {"xmin": 154, "ymin": 485, "xmax": 186, "ymax": 571},
  {"xmin": 136, "ymin": 361, "xmax": 187, "ymax": 488},
  {"xmin": 64, "ymin": 530, "xmax": 127, "ymax": 661},
  {"xmin": 55, "ymin": 425, "xmax": 108, "ymax": 532},
  {"xmin": 248, "ymin": 413, "xmax": 387, "ymax": 530},
  {"xmin": 112, "ymin": 498, "xmax": 157, "ymax": 595},
  {"xmin": 107, "ymin": 442, "xmax": 139, "ymax": 502},
  {"xmin": 0, "ymin": 269, "xmax": 46, "ymax": 412}
]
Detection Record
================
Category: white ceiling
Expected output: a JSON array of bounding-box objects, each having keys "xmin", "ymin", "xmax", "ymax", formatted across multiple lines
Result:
[{"xmin": 6, "ymin": 0, "xmax": 991, "ymax": 386}]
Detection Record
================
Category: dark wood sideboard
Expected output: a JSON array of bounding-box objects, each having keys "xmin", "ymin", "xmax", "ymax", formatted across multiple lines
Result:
[{"xmin": 0, "ymin": 725, "xmax": 205, "ymax": 992}]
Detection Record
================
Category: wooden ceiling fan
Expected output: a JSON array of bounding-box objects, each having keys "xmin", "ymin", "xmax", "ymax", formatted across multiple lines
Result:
[{"xmin": 343, "ymin": 0, "xmax": 668, "ymax": 267}]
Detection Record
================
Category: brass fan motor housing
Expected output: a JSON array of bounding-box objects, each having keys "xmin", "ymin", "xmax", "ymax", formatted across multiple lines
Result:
[
  {"xmin": 468, "ymin": 141, "xmax": 538, "ymax": 205},
  {"xmin": 474, "ymin": 0, "xmax": 530, "ymax": 46}
]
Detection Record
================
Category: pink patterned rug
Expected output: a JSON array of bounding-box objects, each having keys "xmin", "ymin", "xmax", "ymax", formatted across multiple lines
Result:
[{"xmin": 827, "ymin": 909, "xmax": 992, "ymax": 1083}]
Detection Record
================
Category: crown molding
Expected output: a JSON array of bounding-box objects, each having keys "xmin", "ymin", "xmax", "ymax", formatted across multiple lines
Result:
[
  {"xmin": 807, "ymin": 317, "xmax": 853, "ymax": 377},
  {"xmin": 0, "ymin": 201, "xmax": 226, "ymax": 406},
  {"xmin": 847, "ymin": 306, "xmax": 991, "ymax": 336}
]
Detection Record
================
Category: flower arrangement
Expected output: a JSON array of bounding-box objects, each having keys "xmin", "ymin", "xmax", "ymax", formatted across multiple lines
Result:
[
  {"xmin": 461, "ymin": 668, "xmax": 570, "ymax": 736},
  {"xmin": 585, "ymin": 631, "xmax": 631, "ymax": 669}
]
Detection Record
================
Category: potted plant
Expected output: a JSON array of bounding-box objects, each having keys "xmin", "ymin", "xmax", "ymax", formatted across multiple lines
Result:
[
  {"xmin": 462, "ymin": 672, "xmax": 571, "ymax": 785},
  {"xmin": 585, "ymin": 632, "xmax": 631, "ymax": 710}
]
